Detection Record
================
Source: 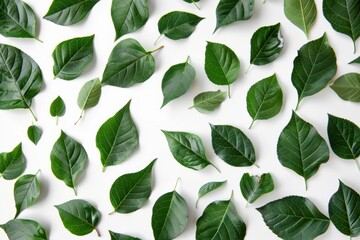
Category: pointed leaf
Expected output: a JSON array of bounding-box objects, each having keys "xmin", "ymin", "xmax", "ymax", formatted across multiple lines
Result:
[
  {"xmin": 0, "ymin": 219, "xmax": 47, "ymax": 240},
  {"xmin": 331, "ymin": 73, "xmax": 360, "ymax": 102},
  {"xmin": 349, "ymin": 56, "xmax": 360, "ymax": 64},
  {"xmin": 196, "ymin": 180, "xmax": 227, "ymax": 207},
  {"xmin": 77, "ymin": 78, "xmax": 102, "ymax": 110},
  {"xmin": 110, "ymin": 231, "xmax": 141, "ymax": 240},
  {"xmin": 50, "ymin": 96, "xmax": 66, "ymax": 117},
  {"xmin": 0, "ymin": 143, "xmax": 25, "ymax": 180},
  {"xmin": 192, "ymin": 90, "xmax": 227, "ymax": 113},
  {"xmin": 240, "ymin": 173, "xmax": 274, "ymax": 204},
  {"xmin": 284, "ymin": 0, "xmax": 317, "ymax": 36},
  {"xmin": 27, "ymin": 125, "xmax": 42, "ymax": 145}
]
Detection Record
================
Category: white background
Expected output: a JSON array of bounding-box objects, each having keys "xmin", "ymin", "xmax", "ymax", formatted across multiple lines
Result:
[{"xmin": 0, "ymin": 0, "xmax": 359, "ymax": 239}]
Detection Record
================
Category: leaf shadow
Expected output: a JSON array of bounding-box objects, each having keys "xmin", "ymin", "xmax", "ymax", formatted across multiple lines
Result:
[
  {"xmin": 37, "ymin": 174, "xmax": 49, "ymax": 203},
  {"xmin": 82, "ymin": 48, "xmax": 98, "ymax": 79}
]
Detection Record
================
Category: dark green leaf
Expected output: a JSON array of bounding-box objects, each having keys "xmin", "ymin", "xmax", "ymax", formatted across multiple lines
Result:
[
  {"xmin": 277, "ymin": 112, "xmax": 329, "ymax": 189},
  {"xmin": 157, "ymin": 11, "xmax": 204, "ymax": 42},
  {"xmin": 27, "ymin": 125, "xmax": 42, "ymax": 145},
  {"xmin": 191, "ymin": 90, "xmax": 227, "ymax": 113},
  {"xmin": 196, "ymin": 180, "xmax": 226, "ymax": 208},
  {"xmin": 0, "ymin": 219, "xmax": 47, "ymax": 240},
  {"xmin": 55, "ymin": 199, "xmax": 100, "ymax": 236},
  {"xmin": 112, "ymin": 0, "xmax": 149, "ymax": 41},
  {"xmin": 331, "ymin": 73, "xmax": 360, "ymax": 102},
  {"xmin": 96, "ymin": 100, "xmax": 138, "ymax": 171},
  {"xmin": 329, "ymin": 180, "xmax": 360, "ymax": 238},
  {"xmin": 162, "ymin": 130, "xmax": 218, "ymax": 171},
  {"xmin": 109, "ymin": 231, "xmax": 141, "ymax": 240},
  {"xmin": 50, "ymin": 131, "xmax": 87, "ymax": 195},
  {"xmin": 246, "ymin": 74, "xmax": 283, "ymax": 129},
  {"xmin": 210, "ymin": 124, "xmax": 257, "ymax": 167},
  {"xmin": 349, "ymin": 56, "xmax": 360, "ymax": 64},
  {"xmin": 53, "ymin": 35, "xmax": 94, "ymax": 80},
  {"xmin": 292, "ymin": 33, "xmax": 337, "ymax": 109},
  {"xmin": 214, "ymin": 0, "xmax": 254, "ymax": 32},
  {"xmin": 240, "ymin": 173, "xmax": 274, "ymax": 205},
  {"xmin": 0, "ymin": 143, "xmax": 25, "ymax": 180},
  {"xmin": 161, "ymin": 57, "xmax": 195, "ymax": 108},
  {"xmin": 44, "ymin": 0, "xmax": 100, "ymax": 26},
  {"xmin": 196, "ymin": 196, "xmax": 246, "ymax": 240},
  {"xmin": 14, "ymin": 171, "xmax": 40, "ymax": 218},
  {"xmin": 110, "ymin": 159, "xmax": 156, "ymax": 214},
  {"xmin": 257, "ymin": 196, "xmax": 330, "ymax": 240},
  {"xmin": 76, "ymin": 78, "xmax": 102, "ymax": 123},
  {"xmin": 152, "ymin": 190, "xmax": 188, "ymax": 239},
  {"xmin": 50, "ymin": 96, "xmax": 66, "ymax": 125},
  {"xmin": 250, "ymin": 23, "xmax": 284, "ymax": 66},
  {"xmin": 183, "ymin": 0, "xmax": 201, "ymax": 10}
]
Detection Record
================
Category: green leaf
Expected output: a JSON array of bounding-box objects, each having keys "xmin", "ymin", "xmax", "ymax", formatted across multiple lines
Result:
[
  {"xmin": 50, "ymin": 96, "xmax": 66, "ymax": 125},
  {"xmin": 44, "ymin": 0, "xmax": 100, "ymax": 26},
  {"xmin": 96, "ymin": 100, "xmax": 138, "ymax": 171},
  {"xmin": 196, "ymin": 180, "xmax": 227, "ymax": 208},
  {"xmin": 102, "ymin": 38, "xmax": 162, "ymax": 88},
  {"xmin": 157, "ymin": 11, "xmax": 204, "ymax": 42},
  {"xmin": 210, "ymin": 124, "xmax": 257, "ymax": 167},
  {"xmin": 109, "ymin": 231, "xmax": 141, "ymax": 240},
  {"xmin": 331, "ymin": 73, "xmax": 360, "ymax": 102},
  {"xmin": 323, "ymin": 0, "xmax": 360, "ymax": 52},
  {"xmin": 277, "ymin": 112, "xmax": 329, "ymax": 189},
  {"xmin": 50, "ymin": 131, "xmax": 87, "ymax": 195},
  {"xmin": 110, "ymin": 159, "xmax": 156, "ymax": 214},
  {"xmin": 14, "ymin": 171, "xmax": 40, "ymax": 218},
  {"xmin": 205, "ymin": 41, "xmax": 240, "ymax": 97},
  {"xmin": 162, "ymin": 130, "xmax": 219, "ymax": 171},
  {"xmin": 246, "ymin": 74, "xmax": 283, "ymax": 129},
  {"xmin": 0, "ymin": 219, "xmax": 48, "ymax": 240},
  {"xmin": 55, "ymin": 199, "xmax": 100, "ymax": 236},
  {"xmin": 196, "ymin": 196, "xmax": 246, "ymax": 240},
  {"xmin": 52, "ymin": 35, "xmax": 94, "ymax": 80},
  {"xmin": 214, "ymin": 0, "xmax": 254, "ymax": 32},
  {"xmin": 161, "ymin": 57, "xmax": 195, "ymax": 108},
  {"xmin": 284, "ymin": 0, "xmax": 317, "ymax": 37},
  {"xmin": 152, "ymin": 190, "xmax": 188, "ymax": 239},
  {"xmin": 250, "ymin": 23, "xmax": 284, "ymax": 66},
  {"xmin": 292, "ymin": 33, "xmax": 337, "ymax": 109},
  {"xmin": 112, "ymin": 0, "xmax": 149, "ymax": 41},
  {"xmin": 349, "ymin": 56, "xmax": 360, "ymax": 64},
  {"xmin": 191, "ymin": 90, "xmax": 227, "ymax": 113},
  {"xmin": 328, "ymin": 180, "xmax": 360, "ymax": 238},
  {"xmin": 0, "ymin": 143, "xmax": 25, "ymax": 180},
  {"xmin": 240, "ymin": 173, "xmax": 274, "ymax": 205},
  {"xmin": 27, "ymin": 125, "xmax": 42, "ymax": 145},
  {"xmin": 257, "ymin": 196, "xmax": 330, "ymax": 239},
  {"xmin": 0, "ymin": 0, "xmax": 39, "ymax": 40},
  {"xmin": 183, "ymin": 0, "xmax": 201, "ymax": 10}
]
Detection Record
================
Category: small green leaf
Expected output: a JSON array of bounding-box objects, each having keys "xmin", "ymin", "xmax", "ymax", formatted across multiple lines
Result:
[
  {"xmin": 0, "ymin": 143, "xmax": 25, "ymax": 180},
  {"xmin": 196, "ymin": 180, "xmax": 227, "ymax": 208},
  {"xmin": 183, "ymin": 0, "xmax": 201, "ymax": 10},
  {"xmin": 257, "ymin": 196, "xmax": 330, "ymax": 240},
  {"xmin": 191, "ymin": 90, "xmax": 227, "ymax": 113},
  {"xmin": 349, "ymin": 56, "xmax": 360, "ymax": 64},
  {"xmin": 110, "ymin": 159, "xmax": 156, "ymax": 214},
  {"xmin": 161, "ymin": 57, "xmax": 195, "ymax": 108},
  {"xmin": 50, "ymin": 96, "xmax": 66, "ymax": 125},
  {"xmin": 109, "ymin": 231, "xmax": 141, "ymax": 240},
  {"xmin": 331, "ymin": 73, "xmax": 360, "ymax": 102},
  {"xmin": 55, "ymin": 199, "xmax": 100, "ymax": 236},
  {"xmin": 240, "ymin": 173, "xmax": 274, "ymax": 205},
  {"xmin": 27, "ymin": 125, "xmax": 42, "ymax": 145},
  {"xmin": 0, "ymin": 219, "xmax": 48, "ymax": 240}
]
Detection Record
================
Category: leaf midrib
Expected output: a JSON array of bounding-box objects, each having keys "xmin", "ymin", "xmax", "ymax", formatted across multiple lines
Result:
[
  {"xmin": 294, "ymin": 117, "xmax": 307, "ymax": 179},
  {"xmin": 58, "ymin": 207, "xmax": 97, "ymax": 231},
  {"xmin": 252, "ymin": 77, "xmax": 276, "ymax": 121},
  {"xmin": 60, "ymin": 136, "xmax": 76, "ymax": 188},
  {"xmin": 80, "ymin": 80, "xmax": 97, "ymax": 110},
  {"xmin": 46, "ymin": 0, "xmax": 96, "ymax": 17},
  {"xmin": 1, "ymin": 145, "xmax": 22, "ymax": 175},
  {"xmin": 193, "ymin": 91, "xmax": 224, "ymax": 108},
  {"xmin": 251, "ymin": 26, "xmax": 280, "ymax": 64},
  {"xmin": 211, "ymin": 201, "xmax": 232, "ymax": 239},
  {"xmin": 340, "ymin": 186, "xmax": 354, "ymax": 234},
  {"xmin": 157, "ymin": 192, "xmax": 177, "ymax": 238},
  {"xmin": 333, "ymin": 120, "xmax": 357, "ymax": 159},
  {"xmin": 16, "ymin": 175, "xmax": 37, "ymax": 214}
]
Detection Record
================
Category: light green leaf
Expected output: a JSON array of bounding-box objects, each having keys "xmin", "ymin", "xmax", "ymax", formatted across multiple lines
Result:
[
  {"xmin": 196, "ymin": 180, "xmax": 226, "ymax": 208},
  {"xmin": 191, "ymin": 90, "xmax": 227, "ymax": 113},
  {"xmin": 331, "ymin": 73, "xmax": 360, "ymax": 102},
  {"xmin": 0, "ymin": 219, "xmax": 48, "ymax": 240}
]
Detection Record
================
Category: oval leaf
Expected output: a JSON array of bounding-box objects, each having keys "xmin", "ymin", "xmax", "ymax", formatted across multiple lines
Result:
[
  {"xmin": 27, "ymin": 125, "xmax": 42, "ymax": 145},
  {"xmin": 196, "ymin": 180, "xmax": 227, "ymax": 208},
  {"xmin": 0, "ymin": 219, "xmax": 47, "ymax": 240},
  {"xmin": 96, "ymin": 100, "xmax": 139, "ymax": 171},
  {"xmin": 109, "ymin": 231, "xmax": 141, "ymax": 240},
  {"xmin": 76, "ymin": 78, "xmax": 102, "ymax": 123},
  {"xmin": 110, "ymin": 159, "xmax": 156, "ymax": 214},
  {"xmin": 191, "ymin": 90, "xmax": 227, "ymax": 113},
  {"xmin": 55, "ymin": 199, "xmax": 100, "ymax": 236},
  {"xmin": 50, "ymin": 96, "xmax": 66, "ymax": 117},
  {"xmin": 0, "ymin": 143, "xmax": 25, "ymax": 180},
  {"xmin": 331, "ymin": 72, "xmax": 360, "ymax": 102},
  {"xmin": 240, "ymin": 173, "xmax": 274, "ymax": 205}
]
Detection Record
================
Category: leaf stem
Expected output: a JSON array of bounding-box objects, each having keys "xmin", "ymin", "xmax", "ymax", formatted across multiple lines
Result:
[
  {"xmin": 253, "ymin": 162, "xmax": 260, "ymax": 168},
  {"xmin": 73, "ymin": 187, "xmax": 77, "ymax": 196},
  {"xmin": 149, "ymin": 45, "xmax": 164, "ymax": 54},
  {"xmin": 229, "ymin": 190, "xmax": 234, "ymax": 200},
  {"xmin": 94, "ymin": 227, "xmax": 101, "ymax": 237},
  {"xmin": 186, "ymin": 55, "xmax": 190, "ymax": 64},
  {"xmin": 34, "ymin": 37, "xmax": 43, "ymax": 43},
  {"xmin": 211, "ymin": 163, "xmax": 221, "ymax": 173},
  {"xmin": 102, "ymin": 166, "xmax": 106, "ymax": 173},
  {"xmin": 56, "ymin": 116, "xmax": 59, "ymax": 126},
  {"xmin": 108, "ymin": 211, "xmax": 116, "ymax": 215},
  {"xmin": 35, "ymin": 169, "xmax": 41, "ymax": 176},
  {"xmin": 249, "ymin": 119, "xmax": 255, "ymax": 129},
  {"xmin": 28, "ymin": 107, "xmax": 38, "ymax": 121},
  {"xmin": 355, "ymin": 158, "xmax": 360, "ymax": 173},
  {"xmin": 246, "ymin": 202, "xmax": 250, "ymax": 208},
  {"xmin": 305, "ymin": 179, "xmax": 308, "ymax": 191},
  {"xmin": 353, "ymin": 40, "xmax": 356, "ymax": 54},
  {"xmin": 74, "ymin": 110, "xmax": 84, "ymax": 125},
  {"xmin": 174, "ymin": 177, "xmax": 181, "ymax": 191},
  {"xmin": 227, "ymin": 84, "xmax": 231, "ymax": 98},
  {"xmin": 192, "ymin": 1, "xmax": 200, "ymax": 10},
  {"xmin": 295, "ymin": 100, "xmax": 300, "ymax": 111},
  {"xmin": 195, "ymin": 199, "xmax": 200, "ymax": 209},
  {"xmin": 245, "ymin": 64, "xmax": 252, "ymax": 74},
  {"xmin": 154, "ymin": 35, "xmax": 163, "ymax": 45}
]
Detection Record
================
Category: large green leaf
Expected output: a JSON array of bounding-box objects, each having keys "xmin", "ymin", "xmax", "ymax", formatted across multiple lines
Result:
[
  {"xmin": 284, "ymin": 0, "xmax": 317, "ymax": 37},
  {"xmin": 162, "ymin": 130, "xmax": 219, "ymax": 171},
  {"xmin": 240, "ymin": 173, "xmax": 274, "ymax": 205},
  {"xmin": 210, "ymin": 124, "xmax": 257, "ymax": 167},
  {"xmin": 277, "ymin": 112, "xmax": 329, "ymax": 189},
  {"xmin": 27, "ymin": 125, "xmax": 42, "ymax": 145},
  {"xmin": 246, "ymin": 74, "xmax": 283, "ymax": 129},
  {"xmin": 0, "ymin": 219, "xmax": 48, "ymax": 240},
  {"xmin": 52, "ymin": 35, "xmax": 94, "ymax": 80},
  {"xmin": 291, "ymin": 33, "xmax": 337, "ymax": 109},
  {"xmin": 250, "ymin": 23, "xmax": 283, "ymax": 66},
  {"xmin": 109, "ymin": 231, "xmax": 141, "ymax": 240},
  {"xmin": 196, "ymin": 180, "xmax": 226, "ymax": 208},
  {"xmin": 14, "ymin": 171, "xmax": 40, "ymax": 218},
  {"xmin": 191, "ymin": 90, "xmax": 227, "ymax": 113},
  {"xmin": 55, "ymin": 199, "xmax": 100, "ymax": 236},
  {"xmin": 152, "ymin": 190, "xmax": 188, "ymax": 240},
  {"xmin": 96, "ymin": 100, "xmax": 138, "ymax": 171},
  {"xmin": 50, "ymin": 131, "xmax": 87, "ymax": 195},
  {"xmin": 102, "ymin": 38, "xmax": 162, "ymax": 88},
  {"xmin": 0, "ymin": 0, "xmax": 39, "ymax": 40},
  {"xmin": 214, "ymin": 0, "xmax": 254, "ymax": 32},
  {"xmin": 0, "ymin": 143, "xmax": 25, "ymax": 180},
  {"xmin": 329, "ymin": 180, "xmax": 360, "ymax": 238},
  {"xmin": 161, "ymin": 57, "xmax": 195, "ymax": 108},
  {"xmin": 257, "ymin": 196, "xmax": 330, "ymax": 239},
  {"xmin": 44, "ymin": 0, "xmax": 100, "ymax": 26},
  {"xmin": 196, "ymin": 196, "xmax": 246, "ymax": 240},
  {"xmin": 112, "ymin": 0, "xmax": 149, "ymax": 41},
  {"xmin": 205, "ymin": 41, "xmax": 240, "ymax": 97},
  {"xmin": 110, "ymin": 159, "xmax": 156, "ymax": 214},
  {"xmin": 331, "ymin": 73, "xmax": 360, "ymax": 102}
]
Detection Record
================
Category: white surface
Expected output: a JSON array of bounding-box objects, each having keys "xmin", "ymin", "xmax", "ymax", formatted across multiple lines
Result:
[{"xmin": 0, "ymin": 0, "xmax": 359, "ymax": 239}]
